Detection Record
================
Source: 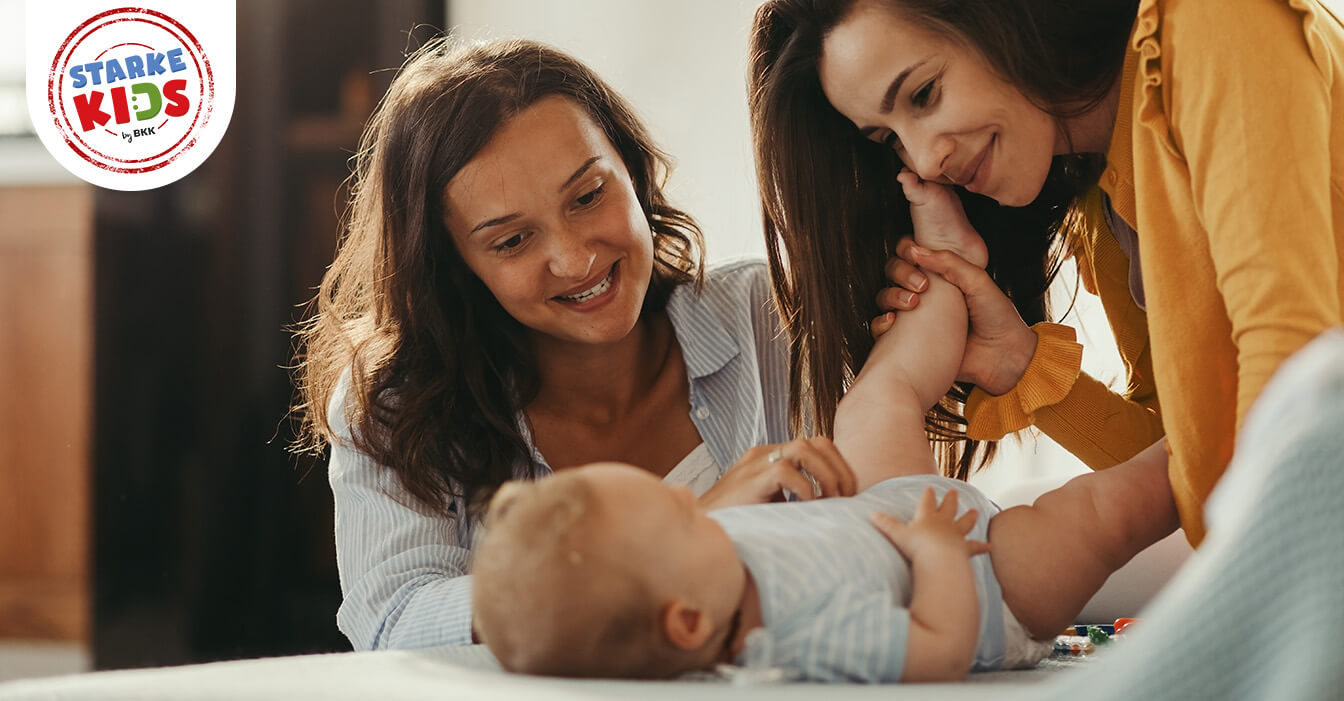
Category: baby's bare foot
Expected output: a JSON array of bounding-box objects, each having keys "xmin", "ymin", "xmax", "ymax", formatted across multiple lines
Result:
[{"xmin": 898, "ymin": 169, "xmax": 988, "ymax": 269}]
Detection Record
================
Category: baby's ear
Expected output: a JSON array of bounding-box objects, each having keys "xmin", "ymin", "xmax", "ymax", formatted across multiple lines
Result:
[
  {"xmin": 661, "ymin": 598, "xmax": 713, "ymax": 651},
  {"xmin": 485, "ymin": 481, "xmax": 528, "ymax": 526}
]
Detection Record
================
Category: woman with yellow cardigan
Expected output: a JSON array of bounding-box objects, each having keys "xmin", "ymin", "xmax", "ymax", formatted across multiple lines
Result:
[{"xmin": 749, "ymin": 0, "xmax": 1343, "ymax": 545}]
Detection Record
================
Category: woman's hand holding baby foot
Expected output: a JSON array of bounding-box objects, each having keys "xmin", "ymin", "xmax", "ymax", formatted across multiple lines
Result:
[
  {"xmin": 870, "ymin": 488, "xmax": 989, "ymax": 562},
  {"xmin": 869, "ymin": 171, "xmax": 990, "ymax": 340},
  {"xmin": 873, "ymin": 236, "xmax": 1039, "ymax": 393},
  {"xmin": 896, "ymin": 169, "xmax": 988, "ymax": 269}
]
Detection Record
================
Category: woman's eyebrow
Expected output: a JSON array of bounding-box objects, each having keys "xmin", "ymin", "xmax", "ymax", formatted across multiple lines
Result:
[
  {"xmin": 468, "ymin": 156, "xmax": 603, "ymax": 236},
  {"xmin": 558, "ymin": 156, "xmax": 601, "ymax": 192},
  {"xmin": 880, "ymin": 59, "xmax": 927, "ymax": 114},
  {"xmin": 469, "ymin": 212, "xmax": 521, "ymax": 236}
]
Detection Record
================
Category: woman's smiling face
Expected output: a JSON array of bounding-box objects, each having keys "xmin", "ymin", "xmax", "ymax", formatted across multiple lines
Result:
[
  {"xmin": 444, "ymin": 95, "xmax": 655, "ymax": 347},
  {"xmin": 818, "ymin": 1, "xmax": 1066, "ymax": 206}
]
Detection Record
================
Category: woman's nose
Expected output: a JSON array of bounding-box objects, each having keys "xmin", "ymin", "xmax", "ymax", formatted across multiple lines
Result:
[
  {"xmin": 902, "ymin": 132, "xmax": 954, "ymax": 184},
  {"xmin": 547, "ymin": 229, "xmax": 597, "ymax": 280}
]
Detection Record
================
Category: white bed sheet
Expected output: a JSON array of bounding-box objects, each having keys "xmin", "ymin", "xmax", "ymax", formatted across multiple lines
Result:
[{"xmin": 0, "ymin": 645, "xmax": 1083, "ymax": 701}]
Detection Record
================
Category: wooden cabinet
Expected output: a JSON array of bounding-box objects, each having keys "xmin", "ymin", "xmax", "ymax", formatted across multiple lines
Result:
[
  {"xmin": 0, "ymin": 0, "xmax": 442, "ymax": 667},
  {"xmin": 0, "ymin": 184, "xmax": 94, "ymax": 642},
  {"xmin": 83, "ymin": 1, "xmax": 443, "ymax": 669}
]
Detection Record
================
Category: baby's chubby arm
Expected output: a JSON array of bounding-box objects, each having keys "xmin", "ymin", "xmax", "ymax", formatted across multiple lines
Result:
[{"xmin": 871, "ymin": 488, "xmax": 989, "ymax": 682}]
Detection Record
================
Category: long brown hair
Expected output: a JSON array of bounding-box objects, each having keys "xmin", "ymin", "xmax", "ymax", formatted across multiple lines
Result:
[
  {"xmin": 292, "ymin": 37, "xmax": 704, "ymax": 516},
  {"xmin": 749, "ymin": 0, "xmax": 1132, "ymax": 479}
]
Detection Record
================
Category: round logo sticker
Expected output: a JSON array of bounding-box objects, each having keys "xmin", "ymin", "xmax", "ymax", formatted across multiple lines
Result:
[{"xmin": 47, "ymin": 7, "xmax": 214, "ymax": 175}]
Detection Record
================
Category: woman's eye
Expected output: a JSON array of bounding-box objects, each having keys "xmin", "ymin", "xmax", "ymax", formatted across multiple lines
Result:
[
  {"xmin": 576, "ymin": 184, "xmax": 605, "ymax": 207},
  {"xmin": 912, "ymin": 79, "xmax": 936, "ymax": 108},
  {"xmin": 494, "ymin": 233, "xmax": 527, "ymax": 253}
]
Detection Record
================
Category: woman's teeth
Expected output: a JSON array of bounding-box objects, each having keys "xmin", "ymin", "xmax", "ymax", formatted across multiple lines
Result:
[{"xmin": 559, "ymin": 268, "xmax": 614, "ymax": 302}]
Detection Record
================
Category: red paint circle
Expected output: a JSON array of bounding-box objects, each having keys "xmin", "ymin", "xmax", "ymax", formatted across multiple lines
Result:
[{"xmin": 47, "ymin": 8, "xmax": 215, "ymax": 175}]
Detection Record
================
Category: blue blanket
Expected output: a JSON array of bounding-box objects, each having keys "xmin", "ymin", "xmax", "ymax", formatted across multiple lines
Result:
[{"xmin": 1038, "ymin": 329, "xmax": 1344, "ymax": 701}]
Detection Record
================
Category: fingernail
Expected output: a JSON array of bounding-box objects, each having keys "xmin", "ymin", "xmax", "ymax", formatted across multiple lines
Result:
[
  {"xmin": 913, "ymin": 274, "xmax": 928, "ymax": 291},
  {"xmin": 911, "ymin": 245, "xmax": 930, "ymax": 256},
  {"xmin": 899, "ymin": 291, "xmax": 914, "ymax": 305}
]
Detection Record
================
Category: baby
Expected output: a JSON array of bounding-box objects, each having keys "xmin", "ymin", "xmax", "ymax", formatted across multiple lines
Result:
[{"xmin": 471, "ymin": 173, "xmax": 1178, "ymax": 682}]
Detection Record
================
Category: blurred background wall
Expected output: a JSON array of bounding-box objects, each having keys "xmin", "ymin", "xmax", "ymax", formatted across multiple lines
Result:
[{"xmin": 0, "ymin": 0, "xmax": 1144, "ymax": 676}]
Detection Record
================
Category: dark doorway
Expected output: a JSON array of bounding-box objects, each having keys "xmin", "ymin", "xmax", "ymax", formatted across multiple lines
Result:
[{"xmin": 91, "ymin": 0, "xmax": 445, "ymax": 668}]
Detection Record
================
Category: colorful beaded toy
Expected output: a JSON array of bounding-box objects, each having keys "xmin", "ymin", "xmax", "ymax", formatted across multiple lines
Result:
[{"xmin": 1051, "ymin": 618, "xmax": 1139, "ymax": 657}]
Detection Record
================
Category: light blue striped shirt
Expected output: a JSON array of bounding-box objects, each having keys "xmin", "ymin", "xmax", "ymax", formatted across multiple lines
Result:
[
  {"xmin": 712, "ymin": 475, "xmax": 1006, "ymax": 682},
  {"xmin": 327, "ymin": 259, "xmax": 793, "ymax": 650}
]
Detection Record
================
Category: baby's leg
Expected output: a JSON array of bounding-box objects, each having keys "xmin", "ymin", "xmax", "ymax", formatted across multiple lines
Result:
[
  {"xmin": 832, "ymin": 177, "xmax": 996, "ymax": 490},
  {"xmin": 833, "ymin": 270, "xmax": 967, "ymax": 489},
  {"xmin": 987, "ymin": 440, "xmax": 1179, "ymax": 638},
  {"xmin": 833, "ymin": 178, "xmax": 984, "ymax": 490}
]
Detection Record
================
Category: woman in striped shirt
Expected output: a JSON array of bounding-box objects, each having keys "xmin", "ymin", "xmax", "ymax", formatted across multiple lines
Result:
[{"xmin": 290, "ymin": 37, "xmax": 854, "ymax": 651}]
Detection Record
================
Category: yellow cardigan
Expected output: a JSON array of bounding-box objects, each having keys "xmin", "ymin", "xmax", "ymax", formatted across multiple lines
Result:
[{"xmin": 966, "ymin": 0, "xmax": 1344, "ymax": 545}]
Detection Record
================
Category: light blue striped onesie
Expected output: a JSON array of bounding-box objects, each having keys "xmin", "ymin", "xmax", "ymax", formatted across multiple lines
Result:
[{"xmin": 710, "ymin": 475, "xmax": 1008, "ymax": 682}]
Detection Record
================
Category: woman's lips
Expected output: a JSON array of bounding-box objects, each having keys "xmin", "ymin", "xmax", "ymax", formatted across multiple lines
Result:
[
  {"xmin": 553, "ymin": 261, "xmax": 620, "ymax": 310},
  {"xmin": 555, "ymin": 263, "xmax": 615, "ymax": 300}
]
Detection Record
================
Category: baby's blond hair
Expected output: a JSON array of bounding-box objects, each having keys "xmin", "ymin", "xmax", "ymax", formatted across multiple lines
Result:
[{"xmin": 472, "ymin": 474, "xmax": 671, "ymax": 677}]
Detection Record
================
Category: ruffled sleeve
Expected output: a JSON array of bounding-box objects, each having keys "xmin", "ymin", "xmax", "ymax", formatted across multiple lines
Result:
[
  {"xmin": 964, "ymin": 323, "xmax": 1083, "ymax": 440},
  {"xmin": 1131, "ymin": 0, "xmax": 1176, "ymax": 158}
]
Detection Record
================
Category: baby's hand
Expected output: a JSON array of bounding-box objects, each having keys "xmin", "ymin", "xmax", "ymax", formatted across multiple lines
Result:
[
  {"xmin": 870, "ymin": 488, "xmax": 989, "ymax": 563},
  {"xmin": 897, "ymin": 169, "xmax": 988, "ymax": 269}
]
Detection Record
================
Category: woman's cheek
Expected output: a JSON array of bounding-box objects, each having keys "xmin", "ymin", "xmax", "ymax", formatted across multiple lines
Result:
[{"xmin": 480, "ymin": 256, "xmax": 537, "ymax": 309}]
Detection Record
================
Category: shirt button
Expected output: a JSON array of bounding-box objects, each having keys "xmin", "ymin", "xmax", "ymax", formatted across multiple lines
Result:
[
  {"xmin": 1107, "ymin": 171, "xmax": 1118, "ymax": 184},
  {"xmin": 695, "ymin": 407, "xmax": 710, "ymax": 419}
]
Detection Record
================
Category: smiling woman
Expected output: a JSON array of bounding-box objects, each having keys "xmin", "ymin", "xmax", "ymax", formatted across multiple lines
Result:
[
  {"xmin": 814, "ymin": 4, "xmax": 1066, "ymax": 207},
  {"xmin": 443, "ymin": 97, "xmax": 657, "ymax": 347},
  {"xmin": 289, "ymin": 37, "xmax": 855, "ymax": 652},
  {"xmin": 749, "ymin": 0, "xmax": 1344, "ymax": 546}
]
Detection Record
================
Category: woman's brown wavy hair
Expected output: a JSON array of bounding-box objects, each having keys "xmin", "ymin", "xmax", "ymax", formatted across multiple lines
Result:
[
  {"xmin": 748, "ymin": 0, "xmax": 1135, "ymax": 479},
  {"xmin": 292, "ymin": 37, "xmax": 704, "ymax": 516}
]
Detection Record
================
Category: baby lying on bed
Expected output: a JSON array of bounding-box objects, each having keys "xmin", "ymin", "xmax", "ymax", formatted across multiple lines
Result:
[{"xmin": 472, "ymin": 175, "xmax": 1179, "ymax": 682}]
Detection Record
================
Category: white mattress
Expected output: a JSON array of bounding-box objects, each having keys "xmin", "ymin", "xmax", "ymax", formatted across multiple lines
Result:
[{"xmin": 0, "ymin": 644, "xmax": 1084, "ymax": 701}]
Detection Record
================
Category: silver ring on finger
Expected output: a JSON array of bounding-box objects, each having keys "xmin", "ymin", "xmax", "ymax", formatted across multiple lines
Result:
[
  {"xmin": 798, "ymin": 467, "xmax": 822, "ymax": 498},
  {"xmin": 768, "ymin": 447, "xmax": 785, "ymax": 464}
]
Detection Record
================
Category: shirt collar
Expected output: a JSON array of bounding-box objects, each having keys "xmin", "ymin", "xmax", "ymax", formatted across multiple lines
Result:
[
  {"xmin": 514, "ymin": 279, "xmax": 738, "ymax": 473},
  {"xmin": 666, "ymin": 280, "xmax": 740, "ymax": 379}
]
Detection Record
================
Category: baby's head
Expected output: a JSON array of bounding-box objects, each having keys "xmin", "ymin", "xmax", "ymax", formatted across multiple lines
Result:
[{"xmin": 472, "ymin": 463, "xmax": 743, "ymax": 678}]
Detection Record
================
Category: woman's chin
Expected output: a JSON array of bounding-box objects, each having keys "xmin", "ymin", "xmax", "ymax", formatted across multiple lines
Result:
[{"xmin": 995, "ymin": 190, "xmax": 1036, "ymax": 208}]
